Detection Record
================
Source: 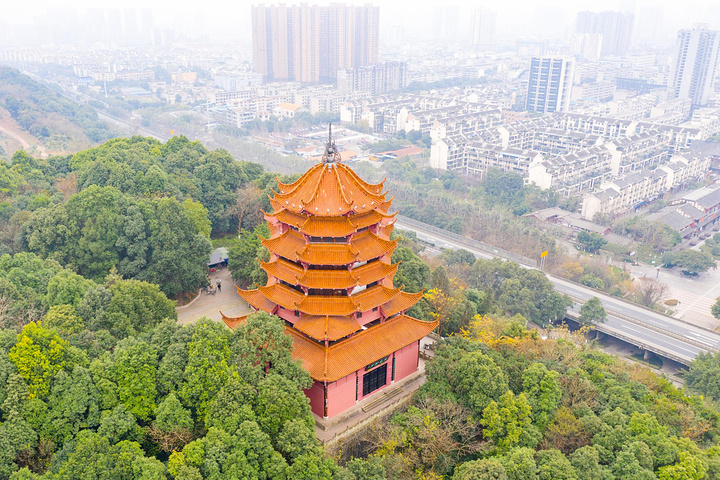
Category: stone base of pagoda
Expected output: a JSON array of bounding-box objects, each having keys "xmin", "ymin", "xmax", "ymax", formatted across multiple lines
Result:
[
  {"xmin": 306, "ymin": 340, "xmax": 420, "ymax": 419},
  {"xmin": 312, "ymin": 362, "xmax": 427, "ymax": 445}
]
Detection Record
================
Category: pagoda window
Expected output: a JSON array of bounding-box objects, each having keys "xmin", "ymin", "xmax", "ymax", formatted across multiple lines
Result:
[
  {"xmin": 279, "ymin": 280, "xmax": 303, "ymax": 293},
  {"xmin": 309, "ymin": 236, "xmax": 348, "ymax": 243},
  {"xmin": 308, "ymin": 288, "xmax": 347, "ymax": 296},
  {"xmin": 308, "ymin": 264, "xmax": 347, "ymax": 270},
  {"xmin": 362, "ymin": 362, "xmax": 388, "ymax": 396}
]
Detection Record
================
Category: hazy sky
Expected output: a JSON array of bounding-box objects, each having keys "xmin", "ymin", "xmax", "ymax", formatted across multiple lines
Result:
[{"xmin": 1, "ymin": 0, "xmax": 720, "ymax": 44}]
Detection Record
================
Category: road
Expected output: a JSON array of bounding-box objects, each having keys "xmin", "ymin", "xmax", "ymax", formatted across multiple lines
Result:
[{"xmin": 396, "ymin": 217, "xmax": 720, "ymax": 365}]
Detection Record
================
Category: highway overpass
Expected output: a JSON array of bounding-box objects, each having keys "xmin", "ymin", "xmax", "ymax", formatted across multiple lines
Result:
[{"xmin": 395, "ymin": 215, "xmax": 720, "ymax": 366}]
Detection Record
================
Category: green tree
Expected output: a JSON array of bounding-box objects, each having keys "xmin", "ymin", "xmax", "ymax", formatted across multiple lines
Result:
[
  {"xmin": 569, "ymin": 446, "xmax": 612, "ymax": 480},
  {"xmin": 45, "ymin": 366, "xmax": 100, "ymax": 444},
  {"xmin": 577, "ymin": 231, "xmax": 607, "ymax": 253},
  {"xmin": 204, "ymin": 377, "xmax": 257, "ymax": 434},
  {"xmin": 54, "ymin": 430, "xmax": 164, "ymax": 480},
  {"xmin": 179, "ymin": 318, "xmax": 239, "ymax": 418},
  {"xmin": 44, "ymin": 269, "xmax": 95, "ymax": 308},
  {"xmin": 442, "ymin": 350, "xmax": 508, "ymax": 414},
  {"xmin": 662, "ymin": 250, "xmax": 716, "ymax": 274},
  {"xmin": 151, "ymin": 392, "xmax": 194, "ymax": 453},
  {"xmin": 103, "ymin": 279, "xmax": 176, "ymax": 339},
  {"xmin": 344, "ymin": 457, "xmax": 386, "ymax": 480},
  {"xmin": 97, "ymin": 404, "xmax": 143, "ymax": 444},
  {"xmin": 686, "ymin": 351, "xmax": 720, "ymax": 401},
  {"xmin": 453, "ymin": 458, "xmax": 508, "ymax": 480},
  {"xmin": 578, "ymin": 297, "xmax": 606, "ymax": 326},
  {"xmin": 139, "ymin": 197, "xmax": 212, "ymax": 296},
  {"xmin": 657, "ymin": 451, "xmax": 707, "ymax": 480},
  {"xmin": 392, "ymin": 247, "xmax": 431, "ymax": 293},
  {"xmin": 182, "ymin": 199, "xmax": 212, "ymax": 238},
  {"xmin": 481, "ymin": 391, "xmax": 539, "ymax": 451},
  {"xmin": 170, "ymin": 423, "xmax": 287, "ymax": 479},
  {"xmin": 711, "ymin": 297, "xmax": 720, "ymax": 319},
  {"xmin": 155, "ymin": 392, "xmax": 193, "ymax": 432},
  {"xmin": 8, "ymin": 321, "xmax": 82, "ymax": 398},
  {"xmin": 230, "ymin": 312, "xmax": 310, "ymax": 387},
  {"xmin": 43, "ymin": 304, "xmax": 85, "ymax": 335},
  {"xmin": 229, "ymin": 223, "xmax": 270, "ymax": 285},
  {"xmin": 275, "ymin": 419, "xmax": 321, "ymax": 462},
  {"xmin": 481, "ymin": 168, "xmax": 526, "ymax": 212},
  {"xmin": 611, "ymin": 450, "xmax": 656, "ymax": 480},
  {"xmin": 536, "ymin": 449, "xmax": 577, "ymax": 480},
  {"xmin": 112, "ymin": 337, "xmax": 158, "ymax": 420},
  {"xmin": 255, "ymin": 373, "xmax": 314, "ymax": 441},
  {"xmin": 285, "ymin": 453, "xmax": 337, "ymax": 480},
  {"xmin": 521, "ymin": 362, "xmax": 561, "ymax": 429},
  {"xmin": 500, "ymin": 447, "xmax": 538, "ymax": 480}
]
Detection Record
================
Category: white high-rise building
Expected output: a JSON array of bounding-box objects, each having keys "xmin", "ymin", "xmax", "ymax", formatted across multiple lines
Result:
[
  {"xmin": 572, "ymin": 33, "xmax": 603, "ymax": 59},
  {"xmin": 471, "ymin": 8, "xmax": 497, "ymax": 46},
  {"xmin": 526, "ymin": 57, "xmax": 574, "ymax": 114},
  {"xmin": 670, "ymin": 25, "xmax": 720, "ymax": 107},
  {"xmin": 575, "ymin": 11, "xmax": 634, "ymax": 57}
]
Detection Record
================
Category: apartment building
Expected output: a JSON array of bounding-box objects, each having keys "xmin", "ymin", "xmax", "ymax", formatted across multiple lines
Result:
[
  {"xmin": 581, "ymin": 155, "xmax": 711, "ymax": 219},
  {"xmin": 252, "ymin": 4, "xmax": 379, "ymax": 83}
]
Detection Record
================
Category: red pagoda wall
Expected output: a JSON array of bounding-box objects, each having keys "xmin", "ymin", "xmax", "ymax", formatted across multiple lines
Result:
[
  {"xmin": 393, "ymin": 341, "xmax": 421, "ymax": 381},
  {"xmin": 305, "ymin": 382, "xmax": 325, "ymax": 418},
  {"xmin": 326, "ymin": 373, "xmax": 358, "ymax": 418}
]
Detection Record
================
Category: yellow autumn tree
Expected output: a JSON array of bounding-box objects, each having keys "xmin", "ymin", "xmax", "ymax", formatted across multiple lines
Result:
[
  {"xmin": 462, "ymin": 314, "xmax": 533, "ymax": 346},
  {"xmin": 8, "ymin": 321, "xmax": 80, "ymax": 398}
]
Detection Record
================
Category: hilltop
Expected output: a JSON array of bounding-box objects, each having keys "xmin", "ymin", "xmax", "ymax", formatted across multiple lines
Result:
[{"xmin": 0, "ymin": 67, "xmax": 115, "ymax": 158}]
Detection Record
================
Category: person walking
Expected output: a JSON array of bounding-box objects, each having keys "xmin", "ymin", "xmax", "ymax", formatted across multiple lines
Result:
[{"xmin": 216, "ymin": 278, "xmax": 222, "ymax": 292}]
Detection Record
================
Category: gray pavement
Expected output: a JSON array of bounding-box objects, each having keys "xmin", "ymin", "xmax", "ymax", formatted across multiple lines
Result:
[{"xmin": 177, "ymin": 267, "xmax": 251, "ymax": 325}]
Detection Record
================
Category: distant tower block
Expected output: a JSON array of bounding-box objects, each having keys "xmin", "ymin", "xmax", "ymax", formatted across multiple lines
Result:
[{"xmin": 223, "ymin": 128, "xmax": 437, "ymax": 419}]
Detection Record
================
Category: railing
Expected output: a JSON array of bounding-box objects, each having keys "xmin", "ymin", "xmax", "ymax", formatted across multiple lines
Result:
[{"xmin": 395, "ymin": 215, "xmax": 538, "ymax": 268}]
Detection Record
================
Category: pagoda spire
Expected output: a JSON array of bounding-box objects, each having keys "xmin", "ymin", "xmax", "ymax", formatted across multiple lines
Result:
[{"xmin": 322, "ymin": 122, "xmax": 341, "ymax": 164}]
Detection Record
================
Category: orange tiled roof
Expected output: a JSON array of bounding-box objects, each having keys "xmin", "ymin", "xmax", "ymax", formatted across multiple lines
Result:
[
  {"xmin": 273, "ymin": 162, "xmax": 387, "ymax": 216},
  {"xmin": 352, "ymin": 285, "xmax": 399, "ymax": 311},
  {"xmin": 262, "ymin": 229, "xmax": 307, "ymax": 262},
  {"xmin": 259, "ymin": 283, "xmax": 305, "ymax": 310},
  {"xmin": 350, "ymin": 230, "xmax": 397, "ymax": 261},
  {"xmin": 262, "ymin": 258, "xmax": 397, "ymax": 290},
  {"xmin": 381, "ymin": 291, "xmax": 424, "ymax": 317},
  {"xmin": 236, "ymin": 286, "xmax": 277, "ymax": 314},
  {"xmin": 295, "ymin": 295, "xmax": 358, "ymax": 316},
  {"xmin": 293, "ymin": 314, "xmax": 361, "ymax": 341},
  {"xmin": 300, "ymin": 244, "xmax": 360, "ymax": 265},
  {"xmin": 241, "ymin": 283, "xmax": 411, "ymax": 317},
  {"xmin": 351, "ymin": 260, "xmax": 398, "ymax": 286},
  {"xmin": 288, "ymin": 314, "xmax": 438, "ymax": 382},
  {"xmin": 270, "ymin": 209, "xmax": 308, "ymax": 228},
  {"xmin": 263, "ymin": 229, "xmax": 396, "ymax": 266},
  {"xmin": 220, "ymin": 312, "xmax": 248, "ymax": 329},
  {"xmin": 269, "ymin": 204, "xmax": 396, "ymax": 238},
  {"xmin": 299, "ymin": 269, "xmax": 358, "ymax": 289}
]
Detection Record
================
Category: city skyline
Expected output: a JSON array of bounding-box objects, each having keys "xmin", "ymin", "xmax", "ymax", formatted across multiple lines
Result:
[{"xmin": 1, "ymin": 0, "xmax": 720, "ymax": 46}]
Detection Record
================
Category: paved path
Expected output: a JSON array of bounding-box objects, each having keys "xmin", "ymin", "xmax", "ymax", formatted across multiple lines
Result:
[
  {"xmin": 625, "ymin": 262, "xmax": 720, "ymax": 330},
  {"xmin": 177, "ymin": 268, "xmax": 251, "ymax": 324}
]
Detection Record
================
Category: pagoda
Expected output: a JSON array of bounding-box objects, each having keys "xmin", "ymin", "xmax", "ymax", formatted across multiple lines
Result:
[{"xmin": 222, "ymin": 126, "xmax": 438, "ymax": 419}]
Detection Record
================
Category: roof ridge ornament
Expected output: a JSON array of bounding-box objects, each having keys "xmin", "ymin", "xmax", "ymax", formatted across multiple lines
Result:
[{"xmin": 322, "ymin": 122, "xmax": 342, "ymax": 164}]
